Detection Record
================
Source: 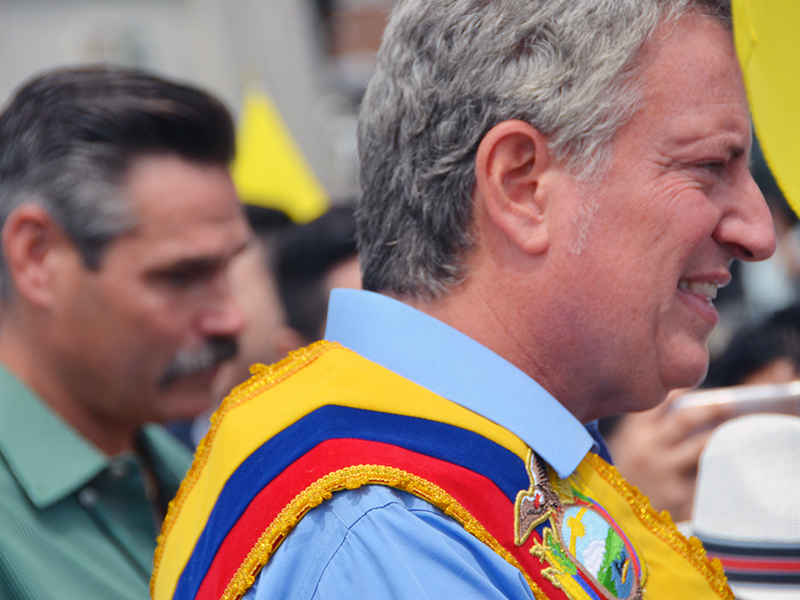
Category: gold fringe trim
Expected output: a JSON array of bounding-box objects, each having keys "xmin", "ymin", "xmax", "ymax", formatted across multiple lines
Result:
[
  {"xmin": 151, "ymin": 340, "xmax": 340, "ymax": 597},
  {"xmin": 221, "ymin": 464, "xmax": 550, "ymax": 600},
  {"xmin": 584, "ymin": 453, "xmax": 733, "ymax": 600}
]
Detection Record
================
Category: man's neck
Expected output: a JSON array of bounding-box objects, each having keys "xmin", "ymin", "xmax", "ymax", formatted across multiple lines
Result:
[
  {"xmin": 395, "ymin": 277, "xmax": 593, "ymax": 422},
  {"xmin": 0, "ymin": 324, "xmax": 137, "ymax": 456}
]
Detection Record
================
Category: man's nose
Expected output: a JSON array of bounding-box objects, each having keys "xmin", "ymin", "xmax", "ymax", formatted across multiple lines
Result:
[
  {"xmin": 713, "ymin": 173, "xmax": 777, "ymax": 263},
  {"xmin": 197, "ymin": 276, "xmax": 246, "ymax": 338}
]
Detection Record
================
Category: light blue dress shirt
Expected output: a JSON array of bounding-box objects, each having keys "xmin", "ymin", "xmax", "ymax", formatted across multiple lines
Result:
[{"xmin": 247, "ymin": 289, "xmax": 595, "ymax": 600}]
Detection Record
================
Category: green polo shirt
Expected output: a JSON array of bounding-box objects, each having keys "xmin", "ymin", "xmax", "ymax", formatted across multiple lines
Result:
[{"xmin": 0, "ymin": 364, "xmax": 193, "ymax": 600}]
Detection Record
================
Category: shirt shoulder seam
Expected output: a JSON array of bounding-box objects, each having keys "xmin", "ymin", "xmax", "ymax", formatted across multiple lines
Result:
[{"xmin": 310, "ymin": 491, "xmax": 441, "ymax": 598}]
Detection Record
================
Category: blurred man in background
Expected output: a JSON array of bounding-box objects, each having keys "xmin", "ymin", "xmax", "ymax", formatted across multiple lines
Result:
[
  {"xmin": 0, "ymin": 67, "xmax": 248, "ymax": 600},
  {"xmin": 172, "ymin": 205, "xmax": 301, "ymax": 449}
]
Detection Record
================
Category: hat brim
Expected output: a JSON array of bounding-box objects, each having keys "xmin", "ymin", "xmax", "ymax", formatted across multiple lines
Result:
[{"xmin": 730, "ymin": 582, "xmax": 800, "ymax": 600}]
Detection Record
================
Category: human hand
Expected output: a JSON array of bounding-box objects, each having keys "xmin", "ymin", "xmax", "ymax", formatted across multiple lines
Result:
[{"xmin": 605, "ymin": 390, "xmax": 734, "ymax": 522}]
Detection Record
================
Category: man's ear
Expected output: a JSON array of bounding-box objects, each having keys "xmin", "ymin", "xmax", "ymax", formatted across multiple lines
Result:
[
  {"xmin": 1, "ymin": 204, "xmax": 73, "ymax": 307},
  {"xmin": 474, "ymin": 119, "xmax": 553, "ymax": 255}
]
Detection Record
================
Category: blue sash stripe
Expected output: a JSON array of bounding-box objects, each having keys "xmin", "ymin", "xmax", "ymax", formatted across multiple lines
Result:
[{"xmin": 174, "ymin": 405, "xmax": 529, "ymax": 600}]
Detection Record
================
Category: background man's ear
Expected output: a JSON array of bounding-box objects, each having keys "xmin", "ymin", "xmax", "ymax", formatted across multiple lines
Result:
[
  {"xmin": 474, "ymin": 119, "xmax": 553, "ymax": 255},
  {"xmin": 2, "ymin": 204, "xmax": 73, "ymax": 307}
]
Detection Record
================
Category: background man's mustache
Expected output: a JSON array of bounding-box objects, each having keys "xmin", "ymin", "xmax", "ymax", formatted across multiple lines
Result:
[{"xmin": 159, "ymin": 337, "xmax": 238, "ymax": 388}]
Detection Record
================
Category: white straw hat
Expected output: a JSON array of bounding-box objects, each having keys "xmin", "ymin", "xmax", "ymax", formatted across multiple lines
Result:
[{"xmin": 692, "ymin": 414, "xmax": 800, "ymax": 600}]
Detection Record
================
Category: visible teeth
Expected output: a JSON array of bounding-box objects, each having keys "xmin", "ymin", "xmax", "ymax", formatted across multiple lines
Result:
[{"xmin": 678, "ymin": 279, "xmax": 718, "ymax": 301}]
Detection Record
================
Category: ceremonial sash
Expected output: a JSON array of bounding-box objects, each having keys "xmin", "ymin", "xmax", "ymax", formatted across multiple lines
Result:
[{"xmin": 152, "ymin": 341, "xmax": 732, "ymax": 600}]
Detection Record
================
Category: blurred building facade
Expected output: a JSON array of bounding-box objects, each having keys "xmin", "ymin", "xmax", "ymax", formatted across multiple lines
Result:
[{"xmin": 0, "ymin": 0, "xmax": 393, "ymax": 200}]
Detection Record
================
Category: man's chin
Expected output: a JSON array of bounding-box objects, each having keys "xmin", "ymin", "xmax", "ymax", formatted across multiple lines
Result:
[
  {"xmin": 663, "ymin": 356, "xmax": 709, "ymax": 400},
  {"xmin": 156, "ymin": 372, "xmax": 220, "ymax": 421},
  {"xmin": 683, "ymin": 353, "xmax": 710, "ymax": 387}
]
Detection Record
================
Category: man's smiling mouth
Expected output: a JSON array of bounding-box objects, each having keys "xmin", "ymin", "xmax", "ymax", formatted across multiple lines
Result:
[{"xmin": 678, "ymin": 279, "xmax": 719, "ymax": 303}]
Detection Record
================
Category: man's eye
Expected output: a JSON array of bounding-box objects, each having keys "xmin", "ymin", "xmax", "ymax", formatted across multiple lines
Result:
[
  {"xmin": 700, "ymin": 161, "xmax": 725, "ymax": 174},
  {"xmin": 159, "ymin": 265, "xmax": 214, "ymax": 287},
  {"xmin": 157, "ymin": 270, "xmax": 194, "ymax": 287},
  {"xmin": 165, "ymin": 271, "xmax": 190, "ymax": 286}
]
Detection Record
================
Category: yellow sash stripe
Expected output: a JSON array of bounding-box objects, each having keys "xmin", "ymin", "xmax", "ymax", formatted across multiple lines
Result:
[{"xmin": 576, "ymin": 455, "xmax": 732, "ymax": 599}]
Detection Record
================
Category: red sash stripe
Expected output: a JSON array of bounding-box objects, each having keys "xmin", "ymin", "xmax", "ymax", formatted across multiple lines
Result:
[{"xmin": 195, "ymin": 438, "xmax": 570, "ymax": 600}]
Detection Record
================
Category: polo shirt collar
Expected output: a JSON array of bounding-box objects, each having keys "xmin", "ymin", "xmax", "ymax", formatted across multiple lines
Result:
[
  {"xmin": 324, "ymin": 289, "xmax": 593, "ymax": 478},
  {"xmin": 0, "ymin": 364, "xmax": 107, "ymax": 508}
]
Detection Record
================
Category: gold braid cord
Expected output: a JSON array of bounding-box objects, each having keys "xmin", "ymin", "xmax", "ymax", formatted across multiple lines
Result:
[
  {"xmin": 152, "ymin": 341, "xmax": 337, "ymax": 596},
  {"xmin": 221, "ymin": 464, "xmax": 550, "ymax": 600},
  {"xmin": 585, "ymin": 454, "xmax": 733, "ymax": 600}
]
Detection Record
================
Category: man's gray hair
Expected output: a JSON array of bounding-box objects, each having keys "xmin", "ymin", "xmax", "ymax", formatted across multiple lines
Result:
[
  {"xmin": 0, "ymin": 66, "xmax": 236, "ymax": 300},
  {"xmin": 357, "ymin": 0, "xmax": 731, "ymax": 297}
]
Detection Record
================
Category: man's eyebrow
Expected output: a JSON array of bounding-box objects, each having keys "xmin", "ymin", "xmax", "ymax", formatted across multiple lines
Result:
[
  {"xmin": 149, "ymin": 241, "xmax": 249, "ymax": 276},
  {"xmin": 147, "ymin": 257, "xmax": 222, "ymax": 279},
  {"xmin": 172, "ymin": 257, "xmax": 223, "ymax": 270},
  {"xmin": 729, "ymin": 145, "xmax": 746, "ymax": 159},
  {"xmin": 666, "ymin": 127, "xmax": 749, "ymax": 154}
]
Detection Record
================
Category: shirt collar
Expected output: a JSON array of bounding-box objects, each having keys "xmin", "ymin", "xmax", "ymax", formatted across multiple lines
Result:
[
  {"xmin": 0, "ymin": 364, "xmax": 107, "ymax": 508},
  {"xmin": 324, "ymin": 289, "xmax": 593, "ymax": 478}
]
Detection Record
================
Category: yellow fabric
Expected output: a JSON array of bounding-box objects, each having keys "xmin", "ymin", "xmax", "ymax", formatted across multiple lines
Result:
[
  {"xmin": 733, "ymin": 0, "xmax": 800, "ymax": 215},
  {"xmin": 230, "ymin": 89, "xmax": 329, "ymax": 223},
  {"xmin": 570, "ymin": 456, "xmax": 731, "ymax": 599},
  {"xmin": 152, "ymin": 342, "xmax": 528, "ymax": 600}
]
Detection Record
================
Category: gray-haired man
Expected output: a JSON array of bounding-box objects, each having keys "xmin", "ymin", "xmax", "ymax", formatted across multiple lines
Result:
[
  {"xmin": 155, "ymin": 1, "xmax": 774, "ymax": 599},
  {"xmin": 0, "ymin": 67, "xmax": 249, "ymax": 600}
]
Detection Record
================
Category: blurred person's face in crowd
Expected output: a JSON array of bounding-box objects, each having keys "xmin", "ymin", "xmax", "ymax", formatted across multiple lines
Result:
[
  {"xmin": 211, "ymin": 239, "xmax": 303, "ymax": 399},
  {"xmin": 741, "ymin": 358, "xmax": 799, "ymax": 385},
  {"xmin": 47, "ymin": 154, "xmax": 249, "ymax": 428},
  {"xmin": 325, "ymin": 254, "xmax": 362, "ymax": 294},
  {"xmin": 546, "ymin": 13, "xmax": 775, "ymax": 420}
]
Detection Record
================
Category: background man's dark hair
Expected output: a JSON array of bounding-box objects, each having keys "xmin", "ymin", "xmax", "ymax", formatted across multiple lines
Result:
[
  {"xmin": 0, "ymin": 65, "xmax": 236, "ymax": 298},
  {"xmin": 243, "ymin": 203, "xmax": 293, "ymax": 275},
  {"xmin": 245, "ymin": 204, "xmax": 292, "ymax": 241},
  {"xmin": 277, "ymin": 205, "xmax": 357, "ymax": 341}
]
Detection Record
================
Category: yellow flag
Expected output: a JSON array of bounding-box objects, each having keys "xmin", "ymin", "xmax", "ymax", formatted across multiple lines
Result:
[
  {"xmin": 231, "ymin": 90, "xmax": 329, "ymax": 223},
  {"xmin": 734, "ymin": 0, "xmax": 800, "ymax": 215}
]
